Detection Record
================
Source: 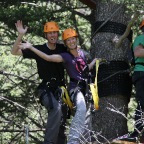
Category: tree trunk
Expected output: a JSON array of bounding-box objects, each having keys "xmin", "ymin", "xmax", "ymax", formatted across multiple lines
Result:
[{"xmin": 91, "ymin": 0, "xmax": 132, "ymax": 142}]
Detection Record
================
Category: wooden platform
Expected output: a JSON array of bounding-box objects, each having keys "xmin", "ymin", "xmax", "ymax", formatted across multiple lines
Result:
[{"xmin": 112, "ymin": 140, "xmax": 142, "ymax": 144}]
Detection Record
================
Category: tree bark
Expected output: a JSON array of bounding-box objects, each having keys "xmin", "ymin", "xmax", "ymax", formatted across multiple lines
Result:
[{"xmin": 90, "ymin": 0, "xmax": 132, "ymax": 142}]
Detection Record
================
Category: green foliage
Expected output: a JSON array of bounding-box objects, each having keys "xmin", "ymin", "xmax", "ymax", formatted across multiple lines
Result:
[{"xmin": 0, "ymin": 0, "xmax": 91, "ymax": 42}]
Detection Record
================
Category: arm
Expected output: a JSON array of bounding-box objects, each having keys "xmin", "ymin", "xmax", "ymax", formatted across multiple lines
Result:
[
  {"xmin": 19, "ymin": 42, "xmax": 64, "ymax": 63},
  {"xmin": 30, "ymin": 46, "xmax": 63, "ymax": 62},
  {"xmin": 134, "ymin": 44, "xmax": 144, "ymax": 57},
  {"xmin": 88, "ymin": 58, "xmax": 97, "ymax": 70},
  {"xmin": 11, "ymin": 20, "xmax": 28, "ymax": 55}
]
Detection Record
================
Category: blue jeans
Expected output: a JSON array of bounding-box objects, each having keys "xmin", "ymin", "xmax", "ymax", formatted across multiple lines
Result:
[
  {"xmin": 67, "ymin": 89, "xmax": 92, "ymax": 144},
  {"xmin": 132, "ymin": 71, "xmax": 144, "ymax": 133}
]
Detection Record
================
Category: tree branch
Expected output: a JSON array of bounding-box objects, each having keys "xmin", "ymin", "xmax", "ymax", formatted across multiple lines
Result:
[
  {"xmin": 0, "ymin": 129, "xmax": 44, "ymax": 132},
  {"xmin": 0, "ymin": 70, "xmax": 37, "ymax": 83},
  {"xmin": 72, "ymin": 10, "xmax": 91, "ymax": 22},
  {"xmin": 79, "ymin": 0, "xmax": 96, "ymax": 10},
  {"xmin": 115, "ymin": 11, "xmax": 140, "ymax": 48}
]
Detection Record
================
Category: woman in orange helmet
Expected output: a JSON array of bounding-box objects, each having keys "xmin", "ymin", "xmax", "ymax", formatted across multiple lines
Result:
[{"xmin": 19, "ymin": 28, "xmax": 97, "ymax": 144}]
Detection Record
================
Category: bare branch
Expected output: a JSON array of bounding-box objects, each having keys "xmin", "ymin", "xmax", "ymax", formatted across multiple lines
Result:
[
  {"xmin": 0, "ymin": 70, "xmax": 37, "ymax": 83},
  {"xmin": 115, "ymin": 11, "xmax": 140, "ymax": 48},
  {"xmin": 21, "ymin": 2, "xmax": 39, "ymax": 7},
  {"xmin": 0, "ymin": 129, "xmax": 44, "ymax": 132},
  {"xmin": 0, "ymin": 96, "xmax": 31, "ymax": 112},
  {"xmin": 79, "ymin": 0, "xmax": 96, "ymax": 10}
]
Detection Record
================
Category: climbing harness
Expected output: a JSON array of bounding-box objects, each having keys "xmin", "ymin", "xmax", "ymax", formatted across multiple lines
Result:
[
  {"xmin": 37, "ymin": 78, "xmax": 65, "ymax": 109},
  {"xmin": 60, "ymin": 86, "xmax": 73, "ymax": 110}
]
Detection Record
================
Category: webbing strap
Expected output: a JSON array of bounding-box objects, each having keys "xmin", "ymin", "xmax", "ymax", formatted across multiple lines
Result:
[{"xmin": 60, "ymin": 86, "xmax": 73, "ymax": 109}]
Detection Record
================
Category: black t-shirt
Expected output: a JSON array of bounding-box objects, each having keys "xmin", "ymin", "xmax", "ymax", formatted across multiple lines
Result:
[{"xmin": 22, "ymin": 43, "xmax": 67, "ymax": 82}]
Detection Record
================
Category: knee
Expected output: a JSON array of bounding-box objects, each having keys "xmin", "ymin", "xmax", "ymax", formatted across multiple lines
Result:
[
  {"xmin": 140, "ymin": 103, "xmax": 144, "ymax": 110},
  {"xmin": 53, "ymin": 102, "xmax": 62, "ymax": 111},
  {"xmin": 77, "ymin": 101, "xmax": 86, "ymax": 114},
  {"xmin": 138, "ymin": 102, "xmax": 144, "ymax": 111}
]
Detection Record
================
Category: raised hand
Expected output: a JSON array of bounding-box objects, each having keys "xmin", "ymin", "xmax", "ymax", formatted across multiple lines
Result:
[{"xmin": 15, "ymin": 20, "xmax": 28, "ymax": 35}]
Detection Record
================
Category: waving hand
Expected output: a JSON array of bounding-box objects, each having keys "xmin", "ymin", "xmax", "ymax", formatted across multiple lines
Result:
[{"xmin": 15, "ymin": 20, "xmax": 28, "ymax": 35}]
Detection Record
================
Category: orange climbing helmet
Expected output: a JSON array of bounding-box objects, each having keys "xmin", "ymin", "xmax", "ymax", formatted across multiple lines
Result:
[
  {"xmin": 44, "ymin": 21, "xmax": 59, "ymax": 32},
  {"xmin": 62, "ymin": 28, "xmax": 78, "ymax": 41},
  {"xmin": 140, "ymin": 20, "xmax": 144, "ymax": 29}
]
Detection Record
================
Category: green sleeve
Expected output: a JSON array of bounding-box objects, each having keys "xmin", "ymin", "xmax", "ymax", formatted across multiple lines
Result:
[{"xmin": 133, "ymin": 35, "xmax": 144, "ymax": 49}]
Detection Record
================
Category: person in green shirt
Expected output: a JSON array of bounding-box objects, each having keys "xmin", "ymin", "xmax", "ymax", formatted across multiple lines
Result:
[{"xmin": 131, "ymin": 19, "xmax": 144, "ymax": 140}]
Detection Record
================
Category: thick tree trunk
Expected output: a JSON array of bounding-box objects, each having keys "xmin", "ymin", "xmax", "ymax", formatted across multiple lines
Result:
[{"xmin": 91, "ymin": 0, "xmax": 132, "ymax": 143}]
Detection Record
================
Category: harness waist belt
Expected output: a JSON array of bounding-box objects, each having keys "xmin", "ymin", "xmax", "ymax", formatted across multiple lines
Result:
[
  {"xmin": 42, "ymin": 78, "xmax": 57, "ymax": 83},
  {"xmin": 42, "ymin": 78, "xmax": 64, "ymax": 85},
  {"xmin": 70, "ymin": 78, "xmax": 80, "ymax": 83},
  {"xmin": 70, "ymin": 78, "xmax": 86, "ymax": 84}
]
